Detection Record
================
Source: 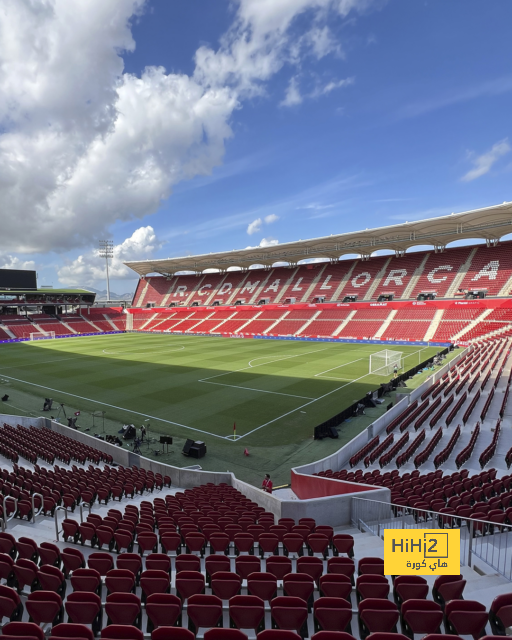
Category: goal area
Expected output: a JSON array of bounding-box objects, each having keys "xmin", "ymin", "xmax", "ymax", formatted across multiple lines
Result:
[
  {"xmin": 369, "ymin": 349, "xmax": 403, "ymax": 376},
  {"xmin": 28, "ymin": 331, "xmax": 56, "ymax": 341}
]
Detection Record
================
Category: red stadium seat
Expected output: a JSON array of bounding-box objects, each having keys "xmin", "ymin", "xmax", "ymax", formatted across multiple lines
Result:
[
  {"xmin": 152, "ymin": 629, "xmax": 194, "ymax": 640},
  {"xmin": 50, "ymin": 623, "xmax": 94, "ymax": 640},
  {"xmin": 319, "ymin": 574, "xmax": 352, "ymax": 600},
  {"xmin": 26, "ymin": 591, "xmax": 63, "ymax": 627},
  {"xmin": 270, "ymin": 596, "xmax": 308, "ymax": 638},
  {"xmin": 314, "ymin": 597, "xmax": 352, "ymax": 634},
  {"xmin": 229, "ymin": 595, "xmax": 265, "ymax": 633},
  {"xmin": 489, "ymin": 593, "xmax": 512, "ymax": 635},
  {"xmin": 175, "ymin": 570, "xmax": 205, "ymax": 601},
  {"xmin": 101, "ymin": 626, "xmax": 143, "ymax": 640},
  {"xmin": 401, "ymin": 599, "xmax": 443, "ymax": 638},
  {"xmin": 145, "ymin": 593, "xmax": 182, "ymax": 632},
  {"xmin": 358, "ymin": 598, "xmax": 399, "ymax": 639},
  {"xmin": 2, "ymin": 622, "xmax": 45, "ymax": 640},
  {"xmin": 65, "ymin": 591, "xmax": 102, "ymax": 635},
  {"xmin": 445, "ymin": 600, "xmax": 489, "ymax": 640},
  {"xmin": 0, "ymin": 584, "xmax": 23, "ymax": 622},
  {"xmin": 105, "ymin": 592, "xmax": 142, "ymax": 628},
  {"xmin": 187, "ymin": 594, "xmax": 223, "ymax": 635},
  {"xmin": 248, "ymin": 572, "xmax": 278, "ymax": 603}
]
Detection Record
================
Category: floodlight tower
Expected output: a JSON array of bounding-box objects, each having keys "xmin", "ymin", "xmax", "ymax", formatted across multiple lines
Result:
[{"xmin": 99, "ymin": 240, "xmax": 114, "ymax": 302}]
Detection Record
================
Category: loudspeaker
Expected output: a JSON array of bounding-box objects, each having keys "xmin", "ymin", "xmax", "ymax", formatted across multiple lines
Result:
[
  {"xmin": 182, "ymin": 439, "xmax": 194, "ymax": 455},
  {"xmin": 189, "ymin": 441, "xmax": 206, "ymax": 459},
  {"xmin": 329, "ymin": 427, "xmax": 339, "ymax": 439},
  {"xmin": 160, "ymin": 436, "xmax": 173, "ymax": 445},
  {"xmin": 1, "ymin": 395, "xmax": 8, "ymax": 402}
]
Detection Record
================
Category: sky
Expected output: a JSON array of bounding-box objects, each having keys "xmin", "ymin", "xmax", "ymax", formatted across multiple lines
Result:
[{"xmin": 0, "ymin": 0, "xmax": 511, "ymax": 295}]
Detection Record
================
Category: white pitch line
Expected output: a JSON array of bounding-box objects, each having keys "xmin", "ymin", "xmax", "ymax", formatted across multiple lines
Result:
[
  {"xmin": 314, "ymin": 358, "xmax": 364, "ymax": 378},
  {"xmin": 201, "ymin": 380, "xmax": 314, "ymax": 399},
  {"xmin": 199, "ymin": 347, "xmax": 330, "ymax": 382},
  {"xmin": 0, "ymin": 373, "xmax": 229, "ymax": 441},
  {"xmin": 237, "ymin": 345, "xmax": 436, "ymax": 440},
  {"xmin": 0, "ymin": 355, "xmax": 96, "ymax": 371},
  {"xmin": 102, "ymin": 345, "xmax": 186, "ymax": 356}
]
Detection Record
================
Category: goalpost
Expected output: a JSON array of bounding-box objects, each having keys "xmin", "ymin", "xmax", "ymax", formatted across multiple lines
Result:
[
  {"xmin": 28, "ymin": 331, "xmax": 56, "ymax": 341},
  {"xmin": 369, "ymin": 349, "xmax": 403, "ymax": 376}
]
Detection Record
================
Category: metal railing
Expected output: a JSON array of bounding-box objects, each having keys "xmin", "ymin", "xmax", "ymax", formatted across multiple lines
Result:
[
  {"xmin": 2, "ymin": 496, "xmax": 17, "ymax": 528},
  {"xmin": 54, "ymin": 506, "xmax": 69, "ymax": 541},
  {"xmin": 31, "ymin": 493, "xmax": 43, "ymax": 524},
  {"xmin": 53, "ymin": 501, "xmax": 92, "ymax": 541},
  {"xmin": 352, "ymin": 496, "xmax": 512, "ymax": 581}
]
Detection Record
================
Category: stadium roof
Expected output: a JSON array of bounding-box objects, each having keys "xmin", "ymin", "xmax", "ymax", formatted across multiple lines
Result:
[{"xmin": 125, "ymin": 201, "xmax": 512, "ymax": 276}]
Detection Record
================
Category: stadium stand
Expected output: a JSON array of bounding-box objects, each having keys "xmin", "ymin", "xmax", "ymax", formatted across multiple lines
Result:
[{"xmin": 0, "ymin": 407, "xmax": 511, "ymax": 639}]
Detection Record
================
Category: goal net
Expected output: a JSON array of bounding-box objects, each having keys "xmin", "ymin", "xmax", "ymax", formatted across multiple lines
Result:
[
  {"xmin": 28, "ymin": 331, "xmax": 56, "ymax": 341},
  {"xmin": 369, "ymin": 349, "xmax": 403, "ymax": 376}
]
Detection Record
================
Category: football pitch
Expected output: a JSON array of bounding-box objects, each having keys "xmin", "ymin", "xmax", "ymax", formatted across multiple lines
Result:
[{"xmin": 0, "ymin": 333, "xmax": 446, "ymax": 484}]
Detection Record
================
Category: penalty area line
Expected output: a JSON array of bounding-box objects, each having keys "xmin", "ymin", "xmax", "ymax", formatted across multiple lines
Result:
[
  {"xmin": 200, "ymin": 380, "xmax": 314, "ymax": 400},
  {"xmin": 200, "ymin": 347, "xmax": 331, "ymax": 382},
  {"xmin": 314, "ymin": 357, "xmax": 364, "ymax": 378},
  {"xmin": 0, "ymin": 373, "xmax": 229, "ymax": 442}
]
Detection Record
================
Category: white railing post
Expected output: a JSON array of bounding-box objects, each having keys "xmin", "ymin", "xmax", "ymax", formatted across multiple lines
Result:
[
  {"xmin": 31, "ymin": 493, "xmax": 44, "ymax": 523},
  {"xmin": 2, "ymin": 496, "xmax": 17, "ymax": 526}
]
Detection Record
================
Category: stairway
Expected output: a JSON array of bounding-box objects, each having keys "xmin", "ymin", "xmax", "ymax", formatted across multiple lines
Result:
[
  {"xmin": 296, "ymin": 310, "xmax": 322, "ymax": 335},
  {"xmin": 363, "ymin": 257, "xmax": 392, "ymax": 300},
  {"xmin": 135, "ymin": 279, "xmax": 150, "ymax": 307},
  {"xmin": 183, "ymin": 275, "xmax": 206, "ymax": 306},
  {"xmin": 331, "ymin": 260, "xmax": 359, "ymax": 301},
  {"xmin": 452, "ymin": 308, "xmax": 495, "ymax": 341},
  {"xmin": 401, "ymin": 252, "xmax": 430, "ymax": 299},
  {"xmin": 374, "ymin": 309, "xmax": 397, "ymax": 338},
  {"xmin": 0, "ymin": 324, "xmax": 16, "ymax": 339},
  {"xmin": 332, "ymin": 309, "xmax": 357, "ymax": 336},
  {"xmin": 249, "ymin": 270, "xmax": 275, "ymax": 305},
  {"xmin": 300, "ymin": 263, "xmax": 328, "ymax": 302},
  {"xmin": 264, "ymin": 311, "xmax": 289, "ymax": 334},
  {"xmin": 80, "ymin": 316, "xmax": 103, "ymax": 332},
  {"xmin": 423, "ymin": 308, "xmax": 445, "ymax": 341},
  {"xmin": 161, "ymin": 277, "xmax": 179, "ymax": 307},
  {"xmin": 445, "ymin": 247, "xmax": 478, "ymax": 298},
  {"xmin": 274, "ymin": 267, "xmax": 300, "ymax": 303}
]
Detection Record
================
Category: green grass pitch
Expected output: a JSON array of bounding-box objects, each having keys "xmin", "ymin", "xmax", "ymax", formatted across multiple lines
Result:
[{"xmin": 0, "ymin": 333, "xmax": 445, "ymax": 485}]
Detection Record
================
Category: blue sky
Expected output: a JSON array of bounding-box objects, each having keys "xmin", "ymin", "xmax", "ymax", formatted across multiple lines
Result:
[{"xmin": 0, "ymin": 0, "xmax": 511, "ymax": 294}]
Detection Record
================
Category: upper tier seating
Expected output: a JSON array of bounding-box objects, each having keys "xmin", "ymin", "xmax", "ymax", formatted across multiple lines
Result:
[
  {"xmin": 458, "ymin": 242, "xmax": 512, "ymax": 296},
  {"xmin": 409, "ymin": 246, "xmax": 473, "ymax": 298},
  {"xmin": 133, "ymin": 240, "xmax": 512, "ymax": 310}
]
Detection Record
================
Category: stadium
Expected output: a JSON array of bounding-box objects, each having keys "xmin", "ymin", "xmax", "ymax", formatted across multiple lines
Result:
[
  {"xmin": 1, "ymin": 201, "xmax": 512, "ymax": 639},
  {"xmin": 1, "ymin": 1, "xmax": 512, "ymax": 639}
]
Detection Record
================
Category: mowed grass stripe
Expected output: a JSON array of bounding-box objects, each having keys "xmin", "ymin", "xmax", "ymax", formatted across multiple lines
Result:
[{"xmin": 0, "ymin": 335, "xmax": 440, "ymax": 442}]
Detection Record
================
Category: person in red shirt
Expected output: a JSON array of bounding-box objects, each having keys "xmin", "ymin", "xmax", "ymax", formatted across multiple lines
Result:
[{"xmin": 262, "ymin": 474, "xmax": 273, "ymax": 493}]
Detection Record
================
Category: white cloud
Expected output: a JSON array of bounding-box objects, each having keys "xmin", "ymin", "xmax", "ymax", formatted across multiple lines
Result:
[
  {"xmin": 281, "ymin": 76, "xmax": 354, "ymax": 107},
  {"xmin": 311, "ymin": 77, "xmax": 355, "ymax": 97},
  {"xmin": 0, "ymin": 256, "xmax": 36, "ymax": 271},
  {"xmin": 247, "ymin": 213, "xmax": 278, "ymax": 235},
  {"xmin": 461, "ymin": 138, "xmax": 511, "ymax": 182},
  {"xmin": 280, "ymin": 77, "xmax": 303, "ymax": 107},
  {"xmin": 259, "ymin": 237, "xmax": 279, "ymax": 247},
  {"xmin": 0, "ymin": 0, "xmax": 377, "ymax": 257},
  {"xmin": 57, "ymin": 226, "xmax": 162, "ymax": 286},
  {"xmin": 306, "ymin": 26, "xmax": 342, "ymax": 59},
  {"xmin": 247, "ymin": 218, "xmax": 263, "ymax": 235}
]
